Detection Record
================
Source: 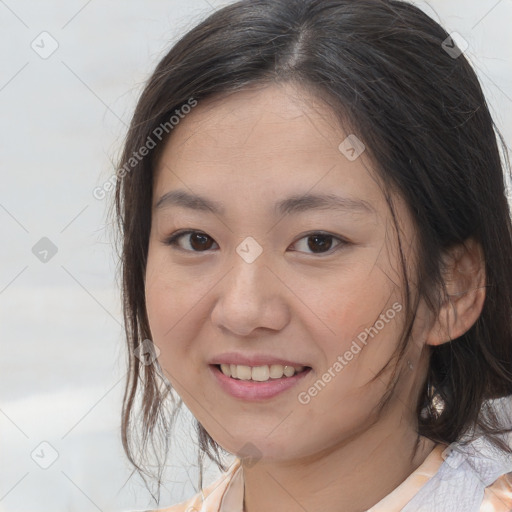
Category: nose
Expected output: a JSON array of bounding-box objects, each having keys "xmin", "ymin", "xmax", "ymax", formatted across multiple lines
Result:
[{"xmin": 210, "ymin": 253, "xmax": 290, "ymax": 337}]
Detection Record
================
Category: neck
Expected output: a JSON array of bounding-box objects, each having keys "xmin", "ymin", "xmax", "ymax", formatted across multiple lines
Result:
[{"xmin": 242, "ymin": 407, "xmax": 436, "ymax": 512}]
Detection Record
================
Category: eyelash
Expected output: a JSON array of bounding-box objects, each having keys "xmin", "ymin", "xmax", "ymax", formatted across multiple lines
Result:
[{"xmin": 162, "ymin": 229, "xmax": 348, "ymax": 256}]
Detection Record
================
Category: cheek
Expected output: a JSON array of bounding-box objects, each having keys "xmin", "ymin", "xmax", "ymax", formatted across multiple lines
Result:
[
  {"xmin": 144, "ymin": 276, "xmax": 203, "ymax": 392},
  {"xmin": 144, "ymin": 251, "xmax": 199, "ymax": 354},
  {"xmin": 316, "ymin": 266, "xmax": 404, "ymax": 379},
  {"xmin": 322, "ymin": 262, "xmax": 400, "ymax": 334}
]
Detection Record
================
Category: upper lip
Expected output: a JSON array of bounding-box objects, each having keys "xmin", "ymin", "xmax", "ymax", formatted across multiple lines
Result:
[{"xmin": 209, "ymin": 352, "xmax": 310, "ymax": 368}]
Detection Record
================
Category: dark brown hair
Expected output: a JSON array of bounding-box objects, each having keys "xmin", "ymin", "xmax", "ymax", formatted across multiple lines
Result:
[{"xmin": 110, "ymin": 0, "xmax": 512, "ymax": 501}]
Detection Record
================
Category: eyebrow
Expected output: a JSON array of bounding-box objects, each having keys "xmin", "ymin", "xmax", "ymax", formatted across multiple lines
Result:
[{"xmin": 154, "ymin": 189, "xmax": 375, "ymax": 216}]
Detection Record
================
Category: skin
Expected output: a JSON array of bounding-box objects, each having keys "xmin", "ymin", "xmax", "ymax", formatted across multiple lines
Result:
[{"xmin": 144, "ymin": 82, "xmax": 486, "ymax": 512}]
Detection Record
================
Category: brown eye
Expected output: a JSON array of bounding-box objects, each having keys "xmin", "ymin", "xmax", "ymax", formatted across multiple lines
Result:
[
  {"xmin": 291, "ymin": 233, "xmax": 345, "ymax": 255},
  {"xmin": 308, "ymin": 234, "xmax": 333, "ymax": 253},
  {"xmin": 188, "ymin": 232, "xmax": 215, "ymax": 251},
  {"xmin": 164, "ymin": 230, "xmax": 218, "ymax": 251},
  {"xmin": 164, "ymin": 230, "xmax": 347, "ymax": 255}
]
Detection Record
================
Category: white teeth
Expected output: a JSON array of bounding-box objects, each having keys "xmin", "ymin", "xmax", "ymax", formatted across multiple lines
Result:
[
  {"xmin": 251, "ymin": 365, "xmax": 269, "ymax": 381},
  {"xmin": 283, "ymin": 365, "xmax": 295, "ymax": 377},
  {"xmin": 237, "ymin": 365, "xmax": 252, "ymax": 380},
  {"xmin": 218, "ymin": 363, "xmax": 306, "ymax": 381},
  {"xmin": 269, "ymin": 364, "xmax": 284, "ymax": 379}
]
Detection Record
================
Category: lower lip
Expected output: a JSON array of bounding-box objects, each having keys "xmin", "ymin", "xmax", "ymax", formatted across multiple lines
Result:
[{"xmin": 210, "ymin": 364, "xmax": 311, "ymax": 401}]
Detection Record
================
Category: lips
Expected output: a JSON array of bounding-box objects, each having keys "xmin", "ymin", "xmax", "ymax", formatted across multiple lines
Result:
[
  {"xmin": 210, "ymin": 363, "xmax": 312, "ymax": 400},
  {"xmin": 208, "ymin": 352, "xmax": 312, "ymax": 399}
]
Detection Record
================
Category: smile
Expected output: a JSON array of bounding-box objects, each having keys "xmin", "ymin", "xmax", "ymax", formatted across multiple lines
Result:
[
  {"xmin": 218, "ymin": 363, "xmax": 308, "ymax": 381},
  {"xmin": 210, "ymin": 364, "xmax": 312, "ymax": 401}
]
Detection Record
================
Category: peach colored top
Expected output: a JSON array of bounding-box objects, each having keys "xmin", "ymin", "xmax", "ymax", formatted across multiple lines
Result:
[{"xmin": 152, "ymin": 442, "xmax": 512, "ymax": 512}]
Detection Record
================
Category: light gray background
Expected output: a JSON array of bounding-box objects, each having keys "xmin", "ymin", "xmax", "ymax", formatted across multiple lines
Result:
[{"xmin": 1, "ymin": 1, "xmax": 511, "ymax": 511}]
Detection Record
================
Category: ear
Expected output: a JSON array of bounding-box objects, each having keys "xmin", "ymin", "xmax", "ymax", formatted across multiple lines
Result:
[{"xmin": 425, "ymin": 237, "xmax": 486, "ymax": 346}]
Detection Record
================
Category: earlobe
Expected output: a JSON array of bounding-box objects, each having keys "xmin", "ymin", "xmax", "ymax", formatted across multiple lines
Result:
[{"xmin": 425, "ymin": 237, "xmax": 486, "ymax": 346}]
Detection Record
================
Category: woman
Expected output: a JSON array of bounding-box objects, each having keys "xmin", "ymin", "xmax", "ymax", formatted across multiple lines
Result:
[{"xmin": 112, "ymin": 1, "xmax": 512, "ymax": 510}]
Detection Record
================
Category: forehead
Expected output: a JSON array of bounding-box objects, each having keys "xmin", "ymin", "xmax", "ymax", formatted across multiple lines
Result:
[
  {"xmin": 157, "ymin": 83, "xmax": 346, "ymax": 168},
  {"xmin": 152, "ymin": 83, "xmax": 389, "ymax": 220}
]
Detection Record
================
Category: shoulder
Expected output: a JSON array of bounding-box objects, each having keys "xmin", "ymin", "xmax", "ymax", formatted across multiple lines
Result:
[
  {"xmin": 481, "ymin": 471, "xmax": 512, "ymax": 512},
  {"xmin": 149, "ymin": 457, "xmax": 242, "ymax": 512},
  {"xmin": 398, "ymin": 438, "xmax": 512, "ymax": 512}
]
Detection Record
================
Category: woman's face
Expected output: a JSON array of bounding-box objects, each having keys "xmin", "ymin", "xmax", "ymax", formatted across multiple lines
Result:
[{"xmin": 145, "ymin": 83, "xmax": 431, "ymax": 462}]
